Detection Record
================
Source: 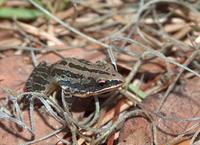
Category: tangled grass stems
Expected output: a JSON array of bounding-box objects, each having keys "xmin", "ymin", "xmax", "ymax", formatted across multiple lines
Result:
[
  {"xmin": 0, "ymin": 110, "xmax": 34, "ymax": 136},
  {"xmin": 135, "ymin": 0, "xmax": 200, "ymax": 43},
  {"xmin": 55, "ymin": 133, "xmax": 71, "ymax": 145},
  {"xmin": 158, "ymin": 122, "xmax": 200, "ymax": 145},
  {"xmin": 6, "ymin": 95, "xmax": 23, "ymax": 123},
  {"xmin": 156, "ymin": 50, "xmax": 200, "ymax": 112},
  {"xmin": 16, "ymin": 90, "xmax": 104, "ymax": 143},
  {"xmin": 27, "ymin": 0, "xmax": 111, "ymax": 50},
  {"xmin": 20, "ymin": 127, "xmax": 64, "ymax": 145},
  {"xmin": 117, "ymin": 36, "xmax": 200, "ymax": 78},
  {"xmin": 22, "ymin": 91, "xmax": 102, "ymax": 132},
  {"xmin": 91, "ymin": 109, "xmax": 149, "ymax": 145},
  {"xmin": 79, "ymin": 96, "xmax": 100, "ymax": 127}
]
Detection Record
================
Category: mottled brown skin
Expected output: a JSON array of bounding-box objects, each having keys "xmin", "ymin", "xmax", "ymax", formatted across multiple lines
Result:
[{"xmin": 24, "ymin": 58, "xmax": 124, "ymax": 99}]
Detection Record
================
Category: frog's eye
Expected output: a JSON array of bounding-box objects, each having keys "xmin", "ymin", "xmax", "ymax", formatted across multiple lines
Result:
[{"xmin": 97, "ymin": 79, "xmax": 106, "ymax": 86}]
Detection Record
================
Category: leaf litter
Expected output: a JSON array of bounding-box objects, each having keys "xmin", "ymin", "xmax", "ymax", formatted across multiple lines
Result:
[{"xmin": 0, "ymin": 0, "xmax": 199, "ymax": 145}]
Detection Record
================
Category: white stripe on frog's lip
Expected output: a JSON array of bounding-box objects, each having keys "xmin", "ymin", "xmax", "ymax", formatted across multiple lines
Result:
[{"xmin": 72, "ymin": 83, "xmax": 123, "ymax": 98}]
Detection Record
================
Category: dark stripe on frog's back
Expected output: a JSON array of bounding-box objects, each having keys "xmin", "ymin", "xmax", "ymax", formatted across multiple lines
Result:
[
  {"xmin": 75, "ymin": 58, "xmax": 95, "ymax": 66},
  {"xmin": 57, "ymin": 58, "xmax": 92, "ymax": 66},
  {"xmin": 52, "ymin": 58, "xmax": 110, "ymax": 76},
  {"xmin": 51, "ymin": 68, "xmax": 83, "ymax": 79},
  {"xmin": 24, "ymin": 62, "xmax": 50, "ymax": 92},
  {"xmin": 68, "ymin": 62, "xmax": 110, "ymax": 75}
]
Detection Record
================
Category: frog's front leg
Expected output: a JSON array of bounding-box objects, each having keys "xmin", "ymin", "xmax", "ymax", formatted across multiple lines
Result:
[
  {"xmin": 61, "ymin": 89, "xmax": 74, "ymax": 112},
  {"xmin": 60, "ymin": 89, "xmax": 79, "ymax": 145}
]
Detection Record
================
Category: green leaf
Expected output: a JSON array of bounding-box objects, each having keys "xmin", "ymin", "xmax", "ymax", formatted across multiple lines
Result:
[
  {"xmin": 128, "ymin": 84, "xmax": 147, "ymax": 99},
  {"xmin": 0, "ymin": 0, "xmax": 5, "ymax": 6},
  {"xmin": 64, "ymin": 0, "xmax": 70, "ymax": 4},
  {"xmin": 0, "ymin": 7, "xmax": 44, "ymax": 20}
]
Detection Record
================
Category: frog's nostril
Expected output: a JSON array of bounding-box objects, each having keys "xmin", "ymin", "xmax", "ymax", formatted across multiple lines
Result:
[{"xmin": 112, "ymin": 73, "xmax": 116, "ymax": 76}]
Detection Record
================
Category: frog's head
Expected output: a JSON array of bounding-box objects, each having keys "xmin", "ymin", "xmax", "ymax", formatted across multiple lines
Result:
[
  {"xmin": 76, "ymin": 61, "xmax": 124, "ymax": 97},
  {"xmin": 54, "ymin": 58, "xmax": 124, "ymax": 98}
]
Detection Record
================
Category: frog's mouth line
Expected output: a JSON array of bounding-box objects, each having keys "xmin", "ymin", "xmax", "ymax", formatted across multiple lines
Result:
[{"xmin": 75, "ymin": 83, "xmax": 123, "ymax": 98}]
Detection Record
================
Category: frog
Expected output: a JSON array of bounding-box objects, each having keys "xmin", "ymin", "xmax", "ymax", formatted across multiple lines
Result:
[{"xmin": 23, "ymin": 58, "xmax": 124, "ymax": 107}]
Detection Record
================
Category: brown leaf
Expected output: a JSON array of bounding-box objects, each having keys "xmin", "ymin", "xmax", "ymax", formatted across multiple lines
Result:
[{"xmin": 118, "ymin": 77, "xmax": 200, "ymax": 145}]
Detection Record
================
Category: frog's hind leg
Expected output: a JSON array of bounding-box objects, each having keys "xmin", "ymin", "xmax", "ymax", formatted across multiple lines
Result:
[{"xmin": 24, "ymin": 62, "xmax": 50, "ymax": 94}]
